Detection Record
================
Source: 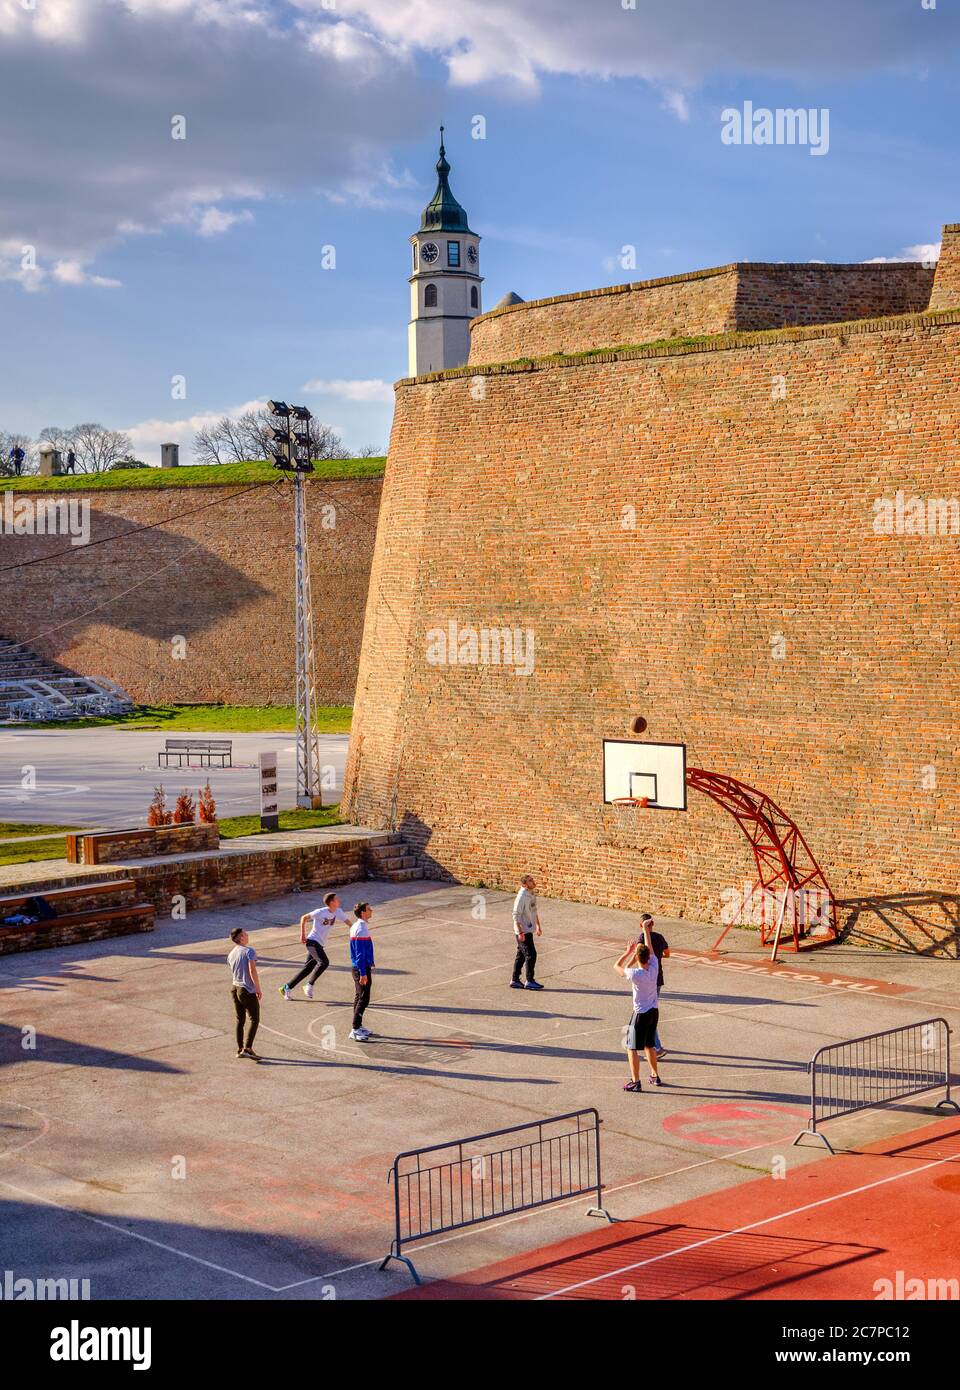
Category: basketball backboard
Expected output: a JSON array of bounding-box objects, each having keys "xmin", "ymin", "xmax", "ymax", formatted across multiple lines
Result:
[{"xmin": 602, "ymin": 740, "xmax": 687, "ymax": 810}]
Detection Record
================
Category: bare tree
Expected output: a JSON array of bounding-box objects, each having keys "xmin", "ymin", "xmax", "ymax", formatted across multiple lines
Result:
[
  {"xmin": 38, "ymin": 425, "xmax": 76, "ymax": 456},
  {"xmin": 236, "ymin": 410, "xmax": 272, "ymax": 461},
  {"xmin": 358, "ymin": 444, "xmax": 385, "ymax": 458},
  {"xmin": 193, "ymin": 413, "xmax": 255, "ymax": 465},
  {"xmin": 46, "ymin": 422, "xmax": 134, "ymax": 473},
  {"xmin": 192, "ymin": 421, "xmax": 230, "ymax": 466},
  {"xmin": 308, "ymin": 417, "xmax": 350, "ymax": 460},
  {"xmin": 193, "ymin": 408, "xmax": 349, "ymax": 464}
]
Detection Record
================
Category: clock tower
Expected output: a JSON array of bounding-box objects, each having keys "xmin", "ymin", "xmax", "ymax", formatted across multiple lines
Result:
[{"xmin": 408, "ymin": 128, "xmax": 482, "ymax": 377}]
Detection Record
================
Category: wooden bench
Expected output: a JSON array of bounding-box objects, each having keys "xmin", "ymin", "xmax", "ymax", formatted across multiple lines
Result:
[
  {"xmin": 158, "ymin": 737, "xmax": 232, "ymax": 768},
  {"xmin": 0, "ymin": 880, "xmax": 154, "ymax": 956}
]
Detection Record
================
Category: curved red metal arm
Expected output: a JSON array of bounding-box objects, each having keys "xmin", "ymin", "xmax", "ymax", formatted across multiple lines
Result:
[{"xmin": 685, "ymin": 767, "xmax": 838, "ymax": 953}]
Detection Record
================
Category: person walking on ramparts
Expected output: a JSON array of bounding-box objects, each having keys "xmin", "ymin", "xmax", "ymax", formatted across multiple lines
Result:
[{"xmin": 510, "ymin": 874, "xmax": 543, "ymax": 990}]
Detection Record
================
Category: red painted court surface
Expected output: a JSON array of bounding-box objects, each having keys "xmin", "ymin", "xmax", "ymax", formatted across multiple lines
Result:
[{"xmin": 394, "ymin": 1117, "xmax": 960, "ymax": 1300}]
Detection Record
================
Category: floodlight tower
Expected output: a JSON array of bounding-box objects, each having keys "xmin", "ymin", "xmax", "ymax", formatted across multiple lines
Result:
[{"xmin": 267, "ymin": 400, "xmax": 323, "ymax": 809}]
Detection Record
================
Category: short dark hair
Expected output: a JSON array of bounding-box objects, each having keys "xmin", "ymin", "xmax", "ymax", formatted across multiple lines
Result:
[
  {"xmin": 353, "ymin": 901, "xmax": 370, "ymax": 918},
  {"xmin": 638, "ymin": 944, "xmax": 651, "ymax": 965},
  {"xmin": 324, "ymin": 891, "xmax": 338, "ymax": 906},
  {"xmin": 230, "ymin": 927, "xmax": 244, "ymax": 943}
]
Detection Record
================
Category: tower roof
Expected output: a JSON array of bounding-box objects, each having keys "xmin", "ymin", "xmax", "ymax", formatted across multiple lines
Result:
[{"xmin": 419, "ymin": 127, "xmax": 476, "ymax": 236}]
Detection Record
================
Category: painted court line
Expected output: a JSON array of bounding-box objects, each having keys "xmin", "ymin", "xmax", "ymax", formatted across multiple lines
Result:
[
  {"xmin": 534, "ymin": 1145, "xmax": 960, "ymax": 1300},
  {"xmin": 0, "ymin": 1175, "xmax": 279, "ymax": 1291},
  {"xmin": 0, "ymin": 1107, "xmax": 837, "ymax": 1295}
]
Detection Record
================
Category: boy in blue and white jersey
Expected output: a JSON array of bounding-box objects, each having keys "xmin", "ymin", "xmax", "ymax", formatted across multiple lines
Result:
[{"xmin": 349, "ymin": 902, "xmax": 376, "ymax": 1041}]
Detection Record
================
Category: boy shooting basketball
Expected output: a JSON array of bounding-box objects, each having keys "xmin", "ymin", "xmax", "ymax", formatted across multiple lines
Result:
[{"xmin": 615, "ymin": 919, "xmax": 661, "ymax": 1091}]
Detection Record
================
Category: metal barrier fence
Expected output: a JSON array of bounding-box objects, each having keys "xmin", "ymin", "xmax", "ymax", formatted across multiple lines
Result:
[
  {"xmin": 380, "ymin": 1109, "xmax": 611, "ymax": 1283},
  {"xmin": 794, "ymin": 1017, "xmax": 959, "ymax": 1153}
]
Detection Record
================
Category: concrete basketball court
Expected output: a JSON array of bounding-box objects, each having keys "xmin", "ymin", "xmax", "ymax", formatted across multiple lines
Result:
[
  {"xmin": 0, "ymin": 728, "xmax": 350, "ymax": 826},
  {"xmin": 0, "ymin": 879, "xmax": 957, "ymax": 1300}
]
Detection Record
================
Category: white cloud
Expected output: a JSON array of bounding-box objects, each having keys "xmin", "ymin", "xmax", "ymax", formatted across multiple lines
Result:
[
  {"xmin": 196, "ymin": 207, "xmax": 255, "ymax": 237},
  {"xmin": 0, "ymin": 0, "xmax": 434, "ymax": 284},
  {"xmin": 661, "ymin": 90, "xmax": 690, "ymax": 122},
  {"xmin": 2, "ymin": 0, "xmax": 955, "ymax": 293},
  {"xmin": 311, "ymin": 0, "xmax": 959, "ymax": 88},
  {"xmin": 301, "ymin": 378, "xmax": 394, "ymax": 402},
  {"xmin": 864, "ymin": 241, "xmax": 941, "ymax": 265},
  {"xmin": 123, "ymin": 398, "xmax": 267, "ymax": 464},
  {"xmin": 52, "ymin": 259, "xmax": 122, "ymax": 288}
]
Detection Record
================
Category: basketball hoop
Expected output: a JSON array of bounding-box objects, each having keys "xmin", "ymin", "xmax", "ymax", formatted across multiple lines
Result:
[{"xmin": 611, "ymin": 796, "xmax": 649, "ymax": 808}]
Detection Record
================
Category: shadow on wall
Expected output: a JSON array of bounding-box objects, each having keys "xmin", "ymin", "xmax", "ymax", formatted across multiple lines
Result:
[
  {"xmin": 398, "ymin": 811, "xmax": 457, "ymax": 884},
  {"xmin": 2, "ymin": 507, "xmax": 269, "ymax": 658},
  {"xmin": 838, "ymin": 892, "xmax": 960, "ymax": 958}
]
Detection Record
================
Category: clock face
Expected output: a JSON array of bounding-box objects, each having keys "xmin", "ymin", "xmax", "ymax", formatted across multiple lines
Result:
[
  {"xmin": 421, "ymin": 242, "xmax": 439, "ymax": 264},
  {"xmin": 467, "ymin": 245, "xmax": 478, "ymax": 265}
]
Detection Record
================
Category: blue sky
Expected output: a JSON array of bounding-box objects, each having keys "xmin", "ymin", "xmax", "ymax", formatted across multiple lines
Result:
[{"xmin": 0, "ymin": 0, "xmax": 957, "ymax": 461}]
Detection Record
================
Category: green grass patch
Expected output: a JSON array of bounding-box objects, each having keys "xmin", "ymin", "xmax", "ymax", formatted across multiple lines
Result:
[
  {"xmin": 3, "ymin": 457, "xmax": 386, "ymax": 494},
  {"xmin": 0, "ymin": 822, "xmax": 78, "ymax": 839},
  {"xmin": 14, "ymin": 703, "xmax": 352, "ymax": 733},
  {"xmin": 217, "ymin": 806, "xmax": 344, "ymax": 839},
  {"xmin": 0, "ymin": 806, "xmax": 345, "ymax": 868},
  {"xmin": 0, "ymin": 836, "xmax": 70, "ymax": 867}
]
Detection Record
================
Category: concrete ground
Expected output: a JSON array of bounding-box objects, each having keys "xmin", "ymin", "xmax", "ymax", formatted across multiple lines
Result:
[
  {"xmin": 0, "ymin": 728, "xmax": 349, "ymax": 827},
  {"xmin": 0, "ymin": 880, "xmax": 956, "ymax": 1300}
]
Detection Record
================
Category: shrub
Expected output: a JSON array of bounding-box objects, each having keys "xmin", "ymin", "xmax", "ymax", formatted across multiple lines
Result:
[
  {"xmin": 197, "ymin": 780, "xmax": 217, "ymax": 823},
  {"xmin": 172, "ymin": 789, "xmax": 196, "ymax": 824},
  {"xmin": 147, "ymin": 785, "xmax": 172, "ymax": 827}
]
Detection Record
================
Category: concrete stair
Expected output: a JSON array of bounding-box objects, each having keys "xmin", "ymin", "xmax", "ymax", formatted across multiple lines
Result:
[{"xmin": 364, "ymin": 833, "xmax": 425, "ymax": 883}]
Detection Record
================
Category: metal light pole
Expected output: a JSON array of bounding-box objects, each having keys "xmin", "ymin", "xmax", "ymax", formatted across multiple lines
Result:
[{"xmin": 267, "ymin": 401, "xmax": 323, "ymax": 809}]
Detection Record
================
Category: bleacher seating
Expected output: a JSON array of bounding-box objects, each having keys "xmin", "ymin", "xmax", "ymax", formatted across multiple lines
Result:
[
  {"xmin": 0, "ymin": 879, "xmax": 154, "ymax": 955},
  {"xmin": 0, "ymin": 636, "xmax": 133, "ymax": 722}
]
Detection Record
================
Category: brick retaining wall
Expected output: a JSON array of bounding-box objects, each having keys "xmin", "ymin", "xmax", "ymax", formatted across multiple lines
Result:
[
  {"xmin": 69, "ymin": 822, "xmax": 220, "ymax": 864},
  {"xmin": 0, "ymin": 477, "xmax": 381, "ymax": 705}
]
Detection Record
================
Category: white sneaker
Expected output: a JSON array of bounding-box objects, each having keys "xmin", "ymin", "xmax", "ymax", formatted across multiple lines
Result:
[
  {"xmin": 279, "ymin": 985, "xmax": 291, "ymax": 1001},
  {"xmin": 349, "ymin": 1028, "xmax": 370, "ymax": 1042},
  {"xmin": 302, "ymin": 983, "xmax": 313, "ymax": 1000}
]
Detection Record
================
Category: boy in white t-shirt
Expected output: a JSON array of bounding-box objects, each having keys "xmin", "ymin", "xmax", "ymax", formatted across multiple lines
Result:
[
  {"xmin": 614, "ymin": 918, "xmax": 662, "ymax": 1092},
  {"xmin": 280, "ymin": 890, "xmax": 352, "ymax": 1000}
]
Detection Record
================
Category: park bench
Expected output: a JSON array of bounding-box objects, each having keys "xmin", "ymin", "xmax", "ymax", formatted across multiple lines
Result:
[
  {"xmin": 158, "ymin": 737, "xmax": 233, "ymax": 769},
  {"xmin": 0, "ymin": 879, "xmax": 154, "ymax": 956}
]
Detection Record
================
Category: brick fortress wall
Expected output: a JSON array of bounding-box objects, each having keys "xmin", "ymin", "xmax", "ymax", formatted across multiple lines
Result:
[
  {"xmin": 467, "ymin": 262, "xmax": 934, "ymax": 365},
  {"xmin": 929, "ymin": 224, "xmax": 960, "ymax": 310},
  {"xmin": 345, "ymin": 307, "xmax": 960, "ymax": 953},
  {"xmin": 0, "ymin": 476, "xmax": 382, "ymax": 705}
]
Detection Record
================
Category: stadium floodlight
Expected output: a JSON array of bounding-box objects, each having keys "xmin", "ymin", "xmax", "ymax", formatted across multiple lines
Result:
[
  {"xmin": 268, "ymin": 416, "xmax": 293, "ymax": 471},
  {"xmin": 288, "ymin": 407, "xmax": 314, "ymax": 473},
  {"xmin": 267, "ymin": 393, "xmax": 322, "ymax": 808}
]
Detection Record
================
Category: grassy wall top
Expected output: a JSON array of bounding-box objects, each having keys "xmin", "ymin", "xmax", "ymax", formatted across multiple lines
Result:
[{"xmin": 2, "ymin": 457, "xmax": 387, "ymax": 494}]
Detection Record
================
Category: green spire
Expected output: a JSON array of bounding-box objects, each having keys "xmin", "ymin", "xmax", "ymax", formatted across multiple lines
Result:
[{"xmin": 420, "ymin": 125, "xmax": 475, "ymax": 235}]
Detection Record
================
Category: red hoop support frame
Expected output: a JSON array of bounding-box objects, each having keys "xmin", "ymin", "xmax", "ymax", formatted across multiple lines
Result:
[{"xmin": 684, "ymin": 768, "xmax": 838, "ymax": 954}]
